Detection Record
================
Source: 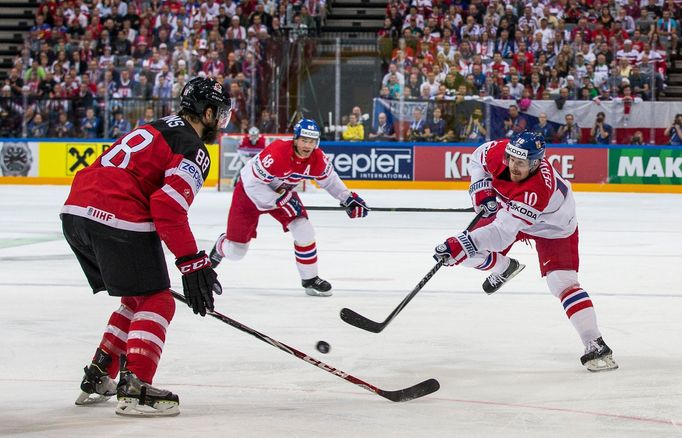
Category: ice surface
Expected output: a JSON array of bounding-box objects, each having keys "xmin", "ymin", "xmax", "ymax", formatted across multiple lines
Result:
[{"xmin": 0, "ymin": 185, "xmax": 681, "ymax": 437}]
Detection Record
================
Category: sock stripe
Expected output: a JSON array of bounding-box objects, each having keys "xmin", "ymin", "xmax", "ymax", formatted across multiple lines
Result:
[
  {"xmin": 560, "ymin": 288, "xmax": 594, "ymax": 318},
  {"xmin": 559, "ymin": 286, "xmax": 582, "ymax": 301},
  {"xmin": 105, "ymin": 324, "xmax": 129, "ymax": 343},
  {"xmin": 295, "ymin": 242, "xmax": 317, "ymax": 265},
  {"xmin": 566, "ymin": 299, "xmax": 594, "ymax": 318},
  {"xmin": 132, "ymin": 311, "xmax": 170, "ymax": 330},
  {"xmin": 115, "ymin": 304, "xmax": 134, "ymax": 320},
  {"xmin": 128, "ymin": 330, "xmax": 165, "ymax": 350},
  {"xmin": 295, "ymin": 242, "xmax": 316, "ymax": 252},
  {"xmin": 101, "ymin": 338, "xmax": 126, "ymax": 358},
  {"xmin": 297, "ymin": 257, "xmax": 317, "ymax": 265},
  {"xmin": 127, "ymin": 346, "xmax": 161, "ymax": 367},
  {"xmin": 562, "ymin": 291, "xmax": 590, "ymax": 309},
  {"xmin": 295, "ymin": 249, "xmax": 317, "ymax": 260}
]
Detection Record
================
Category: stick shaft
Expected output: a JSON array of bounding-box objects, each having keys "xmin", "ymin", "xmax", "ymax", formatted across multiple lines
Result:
[
  {"xmin": 169, "ymin": 290, "xmax": 438, "ymax": 401},
  {"xmin": 340, "ymin": 209, "xmax": 485, "ymax": 332},
  {"xmin": 307, "ymin": 206, "xmax": 474, "ymax": 213}
]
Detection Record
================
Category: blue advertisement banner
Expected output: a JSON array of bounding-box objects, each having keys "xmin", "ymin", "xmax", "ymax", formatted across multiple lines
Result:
[{"xmin": 320, "ymin": 143, "xmax": 414, "ymax": 180}]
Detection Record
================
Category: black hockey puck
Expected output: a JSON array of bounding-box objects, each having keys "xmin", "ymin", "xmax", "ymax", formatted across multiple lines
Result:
[{"xmin": 316, "ymin": 341, "xmax": 331, "ymax": 354}]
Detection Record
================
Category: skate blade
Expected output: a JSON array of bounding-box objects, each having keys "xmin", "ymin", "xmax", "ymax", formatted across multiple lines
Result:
[
  {"xmin": 75, "ymin": 391, "xmax": 113, "ymax": 405},
  {"xmin": 115, "ymin": 397, "xmax": 180, "ymax": 417},
  {"xmin": 585, "ymin": 355, "xmax": 619, "ymax": 372},
  {"xmin": 304, "ymin": 288, "xmax": 332, "ymax": 297}
]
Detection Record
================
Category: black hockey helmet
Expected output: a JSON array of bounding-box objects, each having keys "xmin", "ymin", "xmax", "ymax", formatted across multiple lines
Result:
[{"xmin": 180, "ymin": 77, "xmax": 233, "ymax": 129}]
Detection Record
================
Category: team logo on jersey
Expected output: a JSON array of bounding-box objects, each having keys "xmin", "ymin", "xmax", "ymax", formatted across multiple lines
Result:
[
  {"xmin": 66, "ymin": 144, "xmax": 98, "ymax": 174},
  {"xmin": 86, "ymin": 206, "xmax": 115, "ymax": 222},
  {"xmin": 509, "ymin": 201, "xmax": 539, "ymax": 221},
  {"xmin": 178, "ymin": 158, "xmax": 205, "ymax": 193}
]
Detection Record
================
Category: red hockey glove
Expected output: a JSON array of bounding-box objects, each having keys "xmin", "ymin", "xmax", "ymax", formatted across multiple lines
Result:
[
  {"xmin": 342, "ymin": 192, "xmax": 370, "ymax": 218},
  {"xmin": 433, "ymin": 231, "xmax": 478, "ymax": 266},
  {"xmin": 276, "ymin": 191, "xmax": 304, "ymax": 218}
]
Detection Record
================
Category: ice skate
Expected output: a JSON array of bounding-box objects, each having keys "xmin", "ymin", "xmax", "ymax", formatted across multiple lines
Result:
[
  {"xmin": 115, "ymin": 369, "xmax": 180, "ymax": 417},
  {"xmin": 302, "ymin": 276, "xmax": 332, "ymax": 297},
  {"xmin": 580, "ymin": 337, "xmax": 618, "ymax": 372},
  {"xmin": 75, "ymin": 348, "xmax": 117, "ymax": 405},
  {"xmin": 482, "ymin": 258, "xmax": 525, "ymax": 294},
  {"xmin": 209, "ymin": 233, "xmax": 226, "ymax": 268}
]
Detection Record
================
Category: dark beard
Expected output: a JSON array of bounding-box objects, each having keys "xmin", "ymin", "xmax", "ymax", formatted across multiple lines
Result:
[{"xmin": 201, "ymin": 120, "xmax": 218, "ymax": 143}]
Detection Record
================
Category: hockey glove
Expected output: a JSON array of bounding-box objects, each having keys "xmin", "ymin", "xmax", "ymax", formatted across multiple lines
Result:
[
  {"xmin": 433, "ymin": 231, "xmax": 478, "ymax": 266},
  {"xmin": 175, "ymin": 251, "xmax": 222, "ymax": 316},
  {"xmin": 342, "ymin": 192, "xmax": 370, "ymax": 218},
  {"xmin": 276, "ymin": 190, "xmax": 304, "ymax": 218},
  {"xmin": 470, "ymin": 178, "xmax": 499, "ymax": 217}
]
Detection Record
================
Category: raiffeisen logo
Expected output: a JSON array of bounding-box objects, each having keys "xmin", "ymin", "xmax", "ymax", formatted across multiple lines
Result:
[{"xmin": 326, "ymin": 148, "xmax": 413, "ymax": 179}]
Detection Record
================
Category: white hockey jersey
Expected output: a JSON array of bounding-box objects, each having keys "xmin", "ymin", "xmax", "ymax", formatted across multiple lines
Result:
[
  {"xmin": 239, "ymin": 139, "xmax": 350, "ymax": 210},
  {"xmin": 467, "ymin": 138, "xmax": 577, "ymax": 252}
]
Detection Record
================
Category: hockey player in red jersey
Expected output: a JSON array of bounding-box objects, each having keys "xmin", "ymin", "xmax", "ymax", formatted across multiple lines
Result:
[
  {"xmin": 230, "ymin": 126, "xmax": 268, "ymax": 187},
  {"xmin": 209, "ymin": 118, "xmax": 370, "ymax": 296},
  {"xmin": 433, "ymin": 131, "xmax": 618, "ymax": 372},
  {"xmin": 61, "ymin": 77, "xmax": 231, "ymax": 416},
  {"xmin": 239, "ymin": 126, "xmax": 267, "ymax": 153}
]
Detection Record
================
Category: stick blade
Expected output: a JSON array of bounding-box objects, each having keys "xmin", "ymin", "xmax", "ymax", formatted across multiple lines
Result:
[
  {"xmin": 339, "ymin": 307, "xmax": 386, "ymax": 333},
  {"xmin": 377, "ymin": 378, "xmax": 440, "ymax": 402}
]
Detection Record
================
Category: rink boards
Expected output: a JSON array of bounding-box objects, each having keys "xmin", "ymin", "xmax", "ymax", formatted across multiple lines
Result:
[{"xmin": 1, "ymin": 137, "xmax": 681, "ymax": 193}]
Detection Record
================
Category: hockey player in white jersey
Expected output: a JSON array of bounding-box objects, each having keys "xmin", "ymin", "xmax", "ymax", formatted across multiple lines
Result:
[
  {"xmin": 210, "ymin": 118, "xmax": 370, "ymax": 297},
  {"xmin": 433, "ymin": 131, "xmax": 618, "ymax": 372}
]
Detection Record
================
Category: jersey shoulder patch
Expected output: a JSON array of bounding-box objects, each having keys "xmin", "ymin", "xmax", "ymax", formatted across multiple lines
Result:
[
  {"xmin": 152, "ymin": 117, "xmax": 211, "ymax": 179},
  {"xmin": 483, "ymin": 139, "xmax": 510, "ymax": 177}
]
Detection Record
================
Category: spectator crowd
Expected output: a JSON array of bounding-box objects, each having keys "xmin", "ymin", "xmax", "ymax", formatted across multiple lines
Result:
[
  {"xmin": 1, "ymin": 0, "xmax": 681, "ymax": 144},
  {"xmin": 373, "ymin": 0, "xmax": 680, "ymax": 142},
  {"xmin": 1, "ymin": 0, "xmax": 327, "ymax": 138}
]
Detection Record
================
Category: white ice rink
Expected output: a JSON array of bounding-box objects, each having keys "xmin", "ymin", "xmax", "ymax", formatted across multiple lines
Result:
[{"xmin": 1, "ymin": 185, "xmax": 681, "ymax": 437}]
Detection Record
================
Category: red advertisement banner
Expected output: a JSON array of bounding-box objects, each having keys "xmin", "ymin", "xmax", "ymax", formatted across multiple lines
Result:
[{"xmin": 414, "ymin": 146, "xmax": 608, "ymax": 183}]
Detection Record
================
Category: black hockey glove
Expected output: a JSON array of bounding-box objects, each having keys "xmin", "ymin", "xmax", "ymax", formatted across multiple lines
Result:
[{"xmin": 175, "ymin": 251, "xmax": 222, "ymax": 316}]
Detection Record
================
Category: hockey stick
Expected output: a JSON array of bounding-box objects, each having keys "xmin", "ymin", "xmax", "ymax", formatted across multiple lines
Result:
[
  {"xmin": 340, "ymin": 209, "xmax": 486, "ymax": 333},
  {"xmin": 307, "ymin": 206, "xmax": 474, "ymax": 213},
  {"xmin": 170, "ymin": 290, "xmax": 440, "ymax": 402}
]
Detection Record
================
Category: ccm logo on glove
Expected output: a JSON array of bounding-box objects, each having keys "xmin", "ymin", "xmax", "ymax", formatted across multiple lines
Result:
[{"xmin": 178, "ymin": 257, "xmax": 211, "ymax": 274}]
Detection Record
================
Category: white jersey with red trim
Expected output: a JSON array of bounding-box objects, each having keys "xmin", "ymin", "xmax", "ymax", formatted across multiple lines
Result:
[
  {"xmin": 62, "ymin": 115, "xmax": 210, "ymax": 258},
  {"xmin": 239, "ymin": 139, "xmax": 351, "ymax": 210},
  {"xmin": 467, "ymin": 138, "xmax": 577, "ymax": 252}
]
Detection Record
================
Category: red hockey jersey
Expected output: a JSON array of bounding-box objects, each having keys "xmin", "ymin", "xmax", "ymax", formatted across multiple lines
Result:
[
  {"xmin": 239, "ymin": 139, "xmax": 350, "ymax": 210},
  {"xmin": 61, "ymin": 115, "xmax": 211, "ymax": 258}
]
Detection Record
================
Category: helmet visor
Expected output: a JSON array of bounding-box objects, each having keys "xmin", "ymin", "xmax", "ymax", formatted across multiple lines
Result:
[{"xmin": 216, "ymin": 101, "xmax": 234, "ymax": 130}]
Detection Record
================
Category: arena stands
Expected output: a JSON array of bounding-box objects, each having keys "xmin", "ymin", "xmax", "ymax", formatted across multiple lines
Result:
[{"xmin": 0, "ymin": 0, "xmax": 681, "ymax": 143}]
